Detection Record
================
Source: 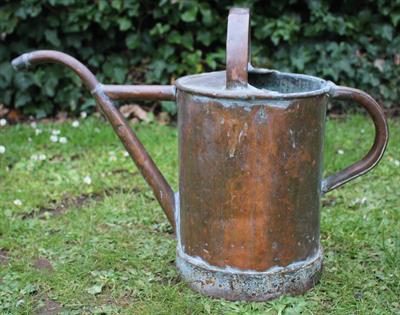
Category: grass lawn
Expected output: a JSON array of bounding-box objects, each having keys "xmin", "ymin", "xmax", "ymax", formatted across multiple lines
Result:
[{"xmin": 0, "ymin": 114, "xmax": 399, "ymax": 314}]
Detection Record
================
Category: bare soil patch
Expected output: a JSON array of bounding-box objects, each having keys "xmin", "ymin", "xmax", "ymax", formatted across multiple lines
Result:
[{"xmin": 22, "ymin": 185, "xmax": 142, "ymax": 220}]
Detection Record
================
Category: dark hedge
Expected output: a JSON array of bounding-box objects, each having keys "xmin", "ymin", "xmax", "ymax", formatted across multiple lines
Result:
[{"xmin": 1, "ymin": 0, "xmax": 399, "ymax": 117}]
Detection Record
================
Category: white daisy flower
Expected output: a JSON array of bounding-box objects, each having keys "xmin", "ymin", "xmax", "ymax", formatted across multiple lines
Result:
[
  {"xmin": 13, "ymin": 199, "xmax": 22, "ymax": 206},
  {"xmin": 59, "ymin": 137, "xmax": 68, "ymax": 144},
  {"xmin": 0, "ymin": 145, "xmax": 5, "ymax": 154},
  {"xmin": 83, "ymin": 176, "xmax": 92, "ymax": 185},
  {"xmin": 51, "ymin": 129, "xmax": 61, "ymax": 135},
  {"xmin": 0, "ymin": 119, "xmax": 7, "ymax": 126},
  {"xmin": 35, "ymin": 128, "xmax": 42, "ymax": 135},
  {"xmin": 80, "ymin": 111, "xmax": 87, "ymax": 118},
  {"xmin": 337, "ymin": 149, "xmax": 344, "ymax": 155},
  {"xmin": 38, "ymin": 154, "xmax": 46, "ymax": 161},
  {"xmin": 32, "ymin": 153, "xmax": 46, "ymax": 161},
  {"xmin": 50, "ymin": 135, "xmax": 58, "ymax": 142},
  {"xmin": 72, "ymin": 120, "xmax": 80, "ymax": 128}
]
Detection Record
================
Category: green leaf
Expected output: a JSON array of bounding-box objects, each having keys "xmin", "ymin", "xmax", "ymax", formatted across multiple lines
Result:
[
  {"xmin": 181, "ymin": 33, "xmax": 193, "ymax": 50},
  {"xmin": 117, "ymin": 17, "xmax": 132, "ymax": 31},
  {"xmin": 200, "ymin": 6, "xmax": 212, "ymax": 25},
  {"xmin": 181, "ymin": 7, "xmax": 198, "ymax": 22},
  {"xmin": 34, "ymin": 108, "xmax": 48, "ymax": 119},
  {"xmin": 149, "ymin": 60, "xmax": 166, "ymax": 81},
  {"xmin": 380, "ymin": 24, "xmax": 393, "ymax": 41},
  {"xmin": 14, "ymin": 73, "xmax": 35, "ymax": 90},
  {"xmin": 0, "ymin": 62, "xmax": 13, "ymax": 88},
  {"xmin": 390, "ymin": 11, "xmax": 400, "ymax": 26},
  {"xmin": 126, "ymin": 34, "xmax": 140, "ymax": 49},
  {"xmin": 197, "ymin": 31, "xmax": 212, "ymax": 46},
  {"xmin": 167, "ymin": 31, "xmax": 181, "ymax": 44},
  {"xmin": 43, "ymin": 76, "xmax": 59, "ymax": 97},
  {"xmin": 14, "ymin": 92, "xmax": 31, "ymax": 108},
  {"xmin": 113, "ymin": 67, "xmax": 127, "ymax": 84},
  {"xmin": 111, "ymin": 0, "xmax": 123, "ymax": 11},
  {"xmin": 160, "ymin": 101, "xmax": 177, "ymax": 115},
  {"xmin": 81, "ymin": 98, "xmax": 96, "ymax": 110},
  {"xmin": 44, "ymin": 30, "xmax": 61, "ymax": 46},
  {"xmin": 150, "ymin": 23, "xmax": 170, "ymax": 36}
]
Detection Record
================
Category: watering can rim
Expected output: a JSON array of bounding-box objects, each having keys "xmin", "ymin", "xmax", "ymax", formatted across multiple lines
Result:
[{"xmin": 175, "ymin": 68, "xmax": 334, "ymax": 100}]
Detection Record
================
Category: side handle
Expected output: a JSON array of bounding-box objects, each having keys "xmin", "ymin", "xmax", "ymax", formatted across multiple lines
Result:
[
  {"xmin": 322, "ymin": 86, "xmax": 389, "ymax": 194},
  {"xmin": 12, "ymin": 50, "xmax": 177, "ymax": 229}
]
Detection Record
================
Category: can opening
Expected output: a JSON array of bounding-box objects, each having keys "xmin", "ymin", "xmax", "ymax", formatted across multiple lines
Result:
[
  {"xmin": 175, "ymin": 69, "xmax": 330, "ymax": 100},
  {"xmin": 248, "ymin": 71, "xmax": 324, "ymax": 94}
]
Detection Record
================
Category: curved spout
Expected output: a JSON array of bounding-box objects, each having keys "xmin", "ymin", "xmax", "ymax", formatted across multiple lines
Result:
[
  {"xmin": 12, "ymin": 51, "xmax": 99, "ymax": 91},
  {"xmin": 12, "ymin": 50, "xmax": 176, "ymax": 229}
]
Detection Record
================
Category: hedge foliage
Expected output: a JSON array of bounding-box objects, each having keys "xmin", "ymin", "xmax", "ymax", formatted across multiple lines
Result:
[{"xmin": 1, "ymin": 0, "xmax": 399, "ymax": 117}]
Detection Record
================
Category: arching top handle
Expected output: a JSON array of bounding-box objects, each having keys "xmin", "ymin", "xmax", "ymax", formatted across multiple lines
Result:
[{"xmin": 226, "ymin": 8, "xmax": 251, "ymax": 89}]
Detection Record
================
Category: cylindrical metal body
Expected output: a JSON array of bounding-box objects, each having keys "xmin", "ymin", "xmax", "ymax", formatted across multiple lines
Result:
[
  {"xmin": 178, "ymin": 91, "xmax": 326, "ymax": 271},
  {"xmin": 173, "ymin": 70, "xmax": 331, "ymax": 300}
]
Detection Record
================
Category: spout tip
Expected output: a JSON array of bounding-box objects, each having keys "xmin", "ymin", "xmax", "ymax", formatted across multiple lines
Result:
[{"xmin": 11, "ymin": 54, "xmax": 31, "ymax": 71}]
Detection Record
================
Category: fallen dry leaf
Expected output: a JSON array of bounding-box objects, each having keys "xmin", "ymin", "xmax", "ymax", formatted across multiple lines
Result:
[
  {"xmin": 373, "ymin": 58, "xmax": 385, "ymax": 71},
  {"xmin": 131, "ymin": 117, "xmax": 139, "ymax": 124},
  {"xmin": 120, "ymin": 104, "xmax": 149, "ymax": 122},
  {"xmin": 6, "ymin": 109, "xmax": 23, "ymax": 122},
  {"xmin": 0, "ymin": 104, "xmax": 9, "ymax": 118},
  {"xmin": 394, "ymin": 54, "xmax": 400, "ymax": 65},
  {"xmin": 158, "ymin": 112, "xmax": 171, "ymax": 125},
  {"xmin": 55, "ymin": 111, "xmax": 68, "ymax": 122}
]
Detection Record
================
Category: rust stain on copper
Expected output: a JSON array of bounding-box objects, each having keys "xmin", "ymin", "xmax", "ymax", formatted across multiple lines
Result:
[{"xmin": 178, "ymin": 92, "xmax": 326, "ymax": 271}]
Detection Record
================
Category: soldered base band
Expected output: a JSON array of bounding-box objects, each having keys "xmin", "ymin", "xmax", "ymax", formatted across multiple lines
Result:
[{"xmin": 176, "ymin": 247, "xmax": 323, "ymax": 301}]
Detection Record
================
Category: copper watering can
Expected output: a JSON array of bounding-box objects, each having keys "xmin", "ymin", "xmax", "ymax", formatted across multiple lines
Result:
[{"xmin": 12, "ymin": 8, "xmax": 388, "ymax": 301}]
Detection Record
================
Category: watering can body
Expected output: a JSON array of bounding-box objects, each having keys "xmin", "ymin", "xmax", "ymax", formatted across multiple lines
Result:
[
  {"xmin": 12, "ymin": 8, "xmax": 388, "ymax": 301},
  {"xmin": 175, "ymin": 72, "xmax": 327, "ymax": 300}
]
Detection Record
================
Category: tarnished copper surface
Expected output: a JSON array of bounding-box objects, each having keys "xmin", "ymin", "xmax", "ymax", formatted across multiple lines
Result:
[
  {"xmin": 226, "ymin": 8, "xmax": 250, "ymax": 89},
  {"xmin": 322, "ymin": 86, "xmax": 389, "ymax": 193},
  {"xmin": 178, "ymin": 91, "xmax": 326, "ymax": 271},
  {"xmin": 103, "ymin": 84, "xmax": 176, "ymax": 101}
]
